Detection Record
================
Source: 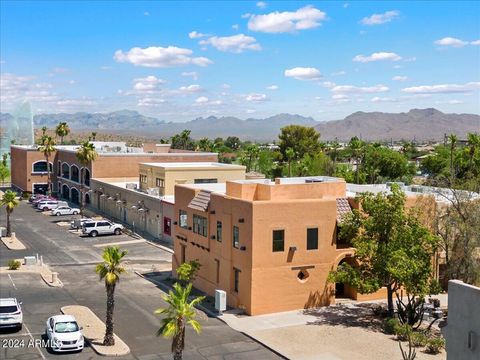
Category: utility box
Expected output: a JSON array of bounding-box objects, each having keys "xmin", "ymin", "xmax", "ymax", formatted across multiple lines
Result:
[
  {"xmin": 24, "ymin": 256, "xmax": 36, "ymax": 266},
  {"xmin": 215, "ymin": 289, "xmax": 227, "ymax": 314},
  {"xmin": 0, "ymin": 227, "xmax": 6, "ymax": 237}
]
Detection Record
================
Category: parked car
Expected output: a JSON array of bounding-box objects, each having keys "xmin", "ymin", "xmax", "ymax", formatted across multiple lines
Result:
[
  {"xmin": 82, "ymin": 220, "xmax": 124, "ymax": 237},
  {"xmin": 70, "ymin": 218, "xmax": 91, "ymax": 230},
  {"xmin": 38, "ymin": 201, "xmax": 68, "ymax": 211},
  {"xmin": 52, "ymin": 206, "xmax": 80, "ymax": 216},
  {"xmin": 45, "ymin": 315, "xmax": 84, "ymax": 353},
  {"xmin": 32, "ymin": 196, "xmax": 55, "ymax": 205},
  {"xmin": 29, "ymin": 194, "xmax": 45, "ymax": 203},
  {"xmin": 0, "ymin": 298, "xmax": 23, "ymax": 330}
]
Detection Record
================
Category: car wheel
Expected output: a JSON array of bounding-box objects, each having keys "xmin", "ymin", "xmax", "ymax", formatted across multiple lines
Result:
[
  {"xmin": 90, "ymin": 230, "xmax": 98, "ymax": 237},
  {"xmin": 17, "ymin": 324, "xmax": 22, "ymax": 331},
  {"xmin": 56, "ymin": 212, "xmax": 61, "ymax": 216},
  {"xmin": 73, "ymin": 211, "xmax": 78, "ymax": 215},
  {"xmin": 114, "ymin": 228, "xmax": 121, "ymax": 235}
]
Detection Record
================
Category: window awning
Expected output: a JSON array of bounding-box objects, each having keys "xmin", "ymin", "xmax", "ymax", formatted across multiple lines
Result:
[
  {"xmin": 188, "ymin": 190, "xmax": 212, "ymax": 212},
  {"xmin": 336, "ymin": 198, "xmax": 352, "ymax": 224}
]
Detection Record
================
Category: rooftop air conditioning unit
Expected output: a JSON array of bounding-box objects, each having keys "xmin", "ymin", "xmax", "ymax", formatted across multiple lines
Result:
[
  {"xmin": 147, "ymin": 187, "xmax": 160, "ymax": 196},
  {"xmin": 215, "ymin": 289, "xmax": 227, "ymax": 314},
  {"xmin": 126, "ymin": 183, "xmax": 137, "ymax": 190}
]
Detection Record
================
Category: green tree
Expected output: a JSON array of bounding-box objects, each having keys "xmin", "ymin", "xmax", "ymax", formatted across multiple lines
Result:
[
  {"xmin": 38, "ymin": 135, "xmax": 56, "ymax": 195},
  {"xmin": 155, "ymin": 283, "xmax": 205, "ymax": 360},
  {"xmin": 1, "ymin": 190, "xmax": 19, "ymax": 237},
  {"xmin": 2, "ymin": 153, "xmax": 8, "ymax": 167},
  {"xmin": 91, "ymin": 132, "xmax": 97, "ymax": 141},
  {"xmin": 76, "ymin": 141, "xmax": 98, "ymax": 214},
  {"xmin": 278, "ymin": 125, "xmax": 320, "ymax": 161},
  {"xmin": 176, "ymin": 260, "xmax": 202, "ymax": 283},
  {"xmin": 95, "ymin": 246, "xmax": 127, "ymax": 346},
  {"xmin": 55, "ymin": 122, "xmax": 70, "ymax": 145},
  {"xmin": 171, "ymin": 130, "xmax": 195, "ymax": 150},
  {"xmin": 224, "ymin": 136, "xmax": 241, "ymax": 151},
  {"xmin": 328, "ymin": 185, "xmax": 438, "ymax": 318},
  {"xmin": 197, "ymin": 138, "xmax": 213, "ymax": 152},
  {"xmin": 448, "ymin": 134, "xmax": 458, "ymax": 181},
  {"xmin": 348, "ymin": 137, "xmax": 365, "ymax": 184},
  {"xmin": 0, "ymin": 164, "xmax": 10, "ymax": 186},
  {"xmin": 285, "ymin": 147, "xmax": 295, "ymax": 177}
]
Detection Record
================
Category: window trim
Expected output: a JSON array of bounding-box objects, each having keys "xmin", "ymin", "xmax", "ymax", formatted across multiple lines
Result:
[
  {"xmin": 193, "ymin": 214, "xmax": 208, "ymax": 237},
  {"xmin": 31, "ymin": 160, "xmax": 53, "ymax": 174},
  {"xmin": 272, "ymin": 229, "xmax": 285, "ymax": 252},
  {"xmin": 306, "ymin": 227, "xmax": 319, "ymax": 250},
  {"xmin": 233, "ymin": 267, "xmax": 240, "ymax": 293},
  {"xmin": 179, "ymin": 209, "xmax": 188, "ymax": 229},
  {"xmin": 70, "ymin": 164, "xmax": 80, "ymax": 183},
  {"xmin": 61, "ymin": 162, "xmax": 70, "ymax": 179}
]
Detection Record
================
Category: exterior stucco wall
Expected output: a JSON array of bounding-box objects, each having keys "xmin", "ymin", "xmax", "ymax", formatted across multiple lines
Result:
[{"xmin": 11, "ymin": 146, "xmax": 55, "ymax": 192}]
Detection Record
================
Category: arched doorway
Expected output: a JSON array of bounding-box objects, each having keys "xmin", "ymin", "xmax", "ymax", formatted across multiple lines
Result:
[
  {"xmin": 62, "ymin": 184, "xmax": 70, "ymax": 200},
  {"xmin": 335, "ymin": 256, "xmax": 357, "ymax": 300},
  {"xmin": 71, "ymin": 188, "xmax": 80, "ymax": 205}
]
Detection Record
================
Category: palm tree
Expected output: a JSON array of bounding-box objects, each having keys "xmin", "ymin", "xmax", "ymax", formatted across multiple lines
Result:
[
  {"xmin": 330, "ymin": 139, "xmax": 341, "ymax": 174},
  {"xmin": 91, "ymin": 132, "xmax": 97, "ymax": 141},
  {"xmin": 448, "ymin": 133, "xmax": 458, "ymax": 181},
  {"xmin": 180, "ymin": 130, "xmax": 192, "ymax": 150},
  {"xmin": 348, "ymin": 137, "xmax": 364, "ymax": 184},
  {"xmin": 76, "ymin": 141, "xmax": 98, "ymax": 214},
  {"xmin": 197, "ymin": 138, "xmax": 212, "ymax": 152},
  {"xmin": 155, "ymin": 283, "xmax": 205, "ymax": 360},
  {"xmin": 41, "ymin": 126, "xmax": 48, "ymax": 137},
  {"xmin": 95, "ymin": 246, "xmax": 127, "ymax": 346},
  {"xmin": 1, "ymin": 190, "xmax": 19, "ymax": 237},
  {"xmin": 38, "ymin": 136, "xmax": 56, "ymax": 195},
  {"xmin": 55, "ymin": 122, "xmax": 70, "ymax": 145},
  {"xmin": 466, "ymin": 133, "xmax": 480, "ymax": 169},
  {"xmin": 285, "ymin": 147, "xmax": 295, "ymax": 177}
]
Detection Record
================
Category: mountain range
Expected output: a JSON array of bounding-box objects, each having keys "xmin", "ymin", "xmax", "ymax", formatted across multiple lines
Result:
[{"xmin": 1, "ymin": 108, "xmax": 478, "ymax": 141}]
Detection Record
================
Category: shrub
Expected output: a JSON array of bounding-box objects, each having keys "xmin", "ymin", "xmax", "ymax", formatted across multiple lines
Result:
[
  {"xmin": 425, "ymin": 337, "xmax": 445, "ymax": 354},
  {"xmin": 176, "ymin": 260, "xmax": 202, "ymax": 282},
  {"xmin": 395, "ymin": 323, "xmax": 412, "ymax": 341},
  {"xmin": 429, "ymin": 279, "xmax": 443, "ymax": 294},
  {"xmin": 384, "ymin": 317, "xmax": 400, "ymax": 335},
  {"xmin": 8, "ymin": 259, "xmax": 21, "ymax": 270},
  {"xmin": 411, "ymin": 332, "xmax": 428, "ymax": 347}
]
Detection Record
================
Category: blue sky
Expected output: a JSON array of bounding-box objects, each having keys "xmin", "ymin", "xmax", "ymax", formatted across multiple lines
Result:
[{"xmin": 1, "ymin": 1, "xmax": 479, "ymax": 122}]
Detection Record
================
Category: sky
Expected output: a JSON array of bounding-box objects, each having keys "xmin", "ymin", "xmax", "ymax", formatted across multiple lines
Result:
[{"xmin": 1, "ymin": 0, "xmax": 479, "ymax": 122}]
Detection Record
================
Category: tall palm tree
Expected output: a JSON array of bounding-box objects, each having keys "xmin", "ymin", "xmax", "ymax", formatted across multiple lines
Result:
[
  {"xmin": 348, "ymin": 137, "xmax": 364, "ymax": 184},
  {"xmin": 95, "ymin": 246, "xmax": 127, "ymax": 346},
  {"xmin": 41, "ymin": 126, "xmax": 48, "ymax": 137},
  {"xmin": 91, "ymin": 132, "xmax": 97, "ymax": 141},
  {"xmin": 1, "ymin": 190, "xmax": 19, "ymax": 237},
  {"xmin": 155, "ymin": 283, "xmax": 204, "ymax": 360},
  {"xmin": 448, "ymin": 133, "xmax": 458, "ymax": 181},
  {"xmin": 38, "ymin": 136, "xmax": 56, "ymax": 195},
  {"xmin": 330, "ymin": 139, "xmax": 341, "ymax": 174},
  {"xmin": 180, "ymin": 130, "xmax": 192, "ymax": 150},
  {"xmin": 466, "ymin": 133, "xmax": 480, "ymax": 170},
  {"xmin": 76, "ymin": 141, "xmax": 98, "ymax": 214},
  {"xmin": 55, "ymin": 122, "xmax": 70, "ymax": 145},
  {"xmin": 285, "ymin": 147, "xmax": 295, "ymax": 177}
]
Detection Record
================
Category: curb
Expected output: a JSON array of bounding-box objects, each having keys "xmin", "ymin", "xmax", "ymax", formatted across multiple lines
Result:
[
  {"xmin": 144, "ymin": 240, "xmax": 174, "ymax": 254},
  {"xmin": 1, "ymin": 234, "xmax": 27, "ymax": 250}
]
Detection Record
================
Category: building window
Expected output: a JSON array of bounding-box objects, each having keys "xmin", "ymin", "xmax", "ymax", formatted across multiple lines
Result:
[
  {"xmin": 83, "ymin": 168, "xmax": 91, "ymax": 187},
  {"xmin": 233, "ymin": 226, "xmax": 239, "ymax": 249},
  {"xmin": 194, "ymin": 178, "xmax": 218, "ymax": 184},
  {"xmin": 70, "ymin": 165, "xmax": 79, "ymax": 182},
  {"xmin": 62, "ymin": 163, "xmax": 70, "ymax": 179},
  {"xmin": 140, "ymin": 174, "xmax": 147, "ymax": 184},
  {"xmin": 179, "ymin": 210, "xmax": 188, "ymax": 229},
  {"xmin": 32, "ymin": 161, "xmax": 52, "ymax": 173},
  {"xmin": 156, "ymin": 178, "xmax": 165, "ymax": 187},
  {"xmin": 181, "ymin": 244, "xmax": 186, "ymax": 264},
  {"xmin": 233, "ymin": 268, "xmax": 240, "ymax": 293},
  {"xmin": 57, "ymin": 161, "xmax": 61, "ymax": 176},
  {"xmin": 193, "ymin": 214, "xmax": 207, "ymax": 237},
  {"xmin": 215, "ymin": 259, "xmax": 220, "ymax": 284},
  {"xmin": 216, "ymin": 221, "xmax": 222, "ymax": 242},
  {"xmin": 272, "ymin": 229, "xmax": 285, "ymax": 252},
  {"xmin": 307, "ymin": 228, "xmax": 318, "ymax": 250},
  {"xmin": 163, "ymin": 217, "xmax": 171, "ymax": 236}
]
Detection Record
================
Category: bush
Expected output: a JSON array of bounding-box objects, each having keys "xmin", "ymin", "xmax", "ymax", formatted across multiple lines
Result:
[
  {"xmin": 425, "ymin": 337, "xmax": 445, "ymax": 354},
  {"xmin": 429, "ymin": 279, "xmax": 443, "ymax": 294},
  {"xmin": 411, "ymin": 332, "xmax": 428, "ymax": 347},
  {"xmin": 395, "ymin": 323, "xmax": 412, "ymax": 341},
  {"xmin": 384, "ymin": 317, "xmax": 400, "ymax": 335},
  {"xmin": 8, "ymin": 259, "xmax": 21, "ymax": 270}
]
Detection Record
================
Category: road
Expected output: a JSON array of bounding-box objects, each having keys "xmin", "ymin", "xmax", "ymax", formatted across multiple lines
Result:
[{"xmin": 0, "ymin": 201, "xmax": 283, "ymax": 360}]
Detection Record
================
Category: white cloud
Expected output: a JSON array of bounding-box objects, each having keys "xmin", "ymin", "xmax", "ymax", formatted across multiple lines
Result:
[
  {"xmin": 401, "ymin": 82, "xmax": 480, "ymax": 94},
  {"xmin": 179, "ymin": 84, "xmax": 202, "ymax": 93},
  {"xmin": 246, "ymin": 109, "xmax": 256, "ymax": 114},
  {"xmin": 353, "ymin": 52, "xmax": 402, "ymax": 62},
  {"xmin": 360, "ymin": 10, "xmax": 399, "ymax": 25},
  {"xmin": 181, "ymin": 71, "xmax": 198, "ymax": 80},
  {"xmin": 284, "ymin": 67, "xmax": 321, "ymax": 81},
  {"xmin": 199, "ymin": 34, "xmax": 261, "ymax": 53},
  {"xmin": 331, "ymin": 70, "xmax": 346, "ymax": 76},
  {"xmin": 221, "ymin": 83, "xmax": 231, "ymax": 89},
  {"xmin": 332, "ymin": 94, "xmax": 348, "ymax": 100},
  {"xmin": 138, "ymin": 97, "xmax": 166, "ymax": 107},
  {"xmin": 245, "ymin": 93, "xmax": 268, "ymax": 102},
  {"xmin": 392, "ymin": 75, "xmax": 408, "ymax": 81},
  {"xmin": 332, "ymin": 84, "xmax": 389, "ymax": 94},
  {"xmin": 256, "ymin": 1, "xmax": 267, "ymax": 8},
  {"xmin": 195, "ymin": 96, "xmax": 209, "ymax": 104},
  {"xmin": 371, "ymin": 96, "xmax": 397, "ymax": 102},
  {"xmin": 189, "ymin": 31, "xmax": 208, "ymax": 39},
  {"xmin": 322, "ymin": 81, "xmax": 336, "ymax": 88},
  {"xmin": 266, "ymin": 85, "xmax": 279, "ymax": 90},
  {"xmin": 114, "ymin": 46, "xmax": 213, "ymax": 68},
  {"xmin": 232, "ymin": 24, "xmax": 239, "ymax": 30},
  {"xmin": 471, "ymin": 40, "xmax": 480, "ymax": 46},
  {"xmin": 133, "ymin": 75, "xmax": 166, "ymax": 92},
  {"xmin": 434, "ymin": 37, "xmax": 468, "ymax": 48},
  {"xmin": 448, "ymin": 100, "xmax": 465, "ymax": 104},
  {"xmin": 247, "ymin": 5, "xmax": 327, "ymax": 33}
]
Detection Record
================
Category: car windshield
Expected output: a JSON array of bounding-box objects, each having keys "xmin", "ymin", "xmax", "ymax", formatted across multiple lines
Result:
[
  {"xmin": 0, "ymin": 305, "xmax": 18, "ymax": 313},
  {"xmin": 54, "ymin": 321, "xmax": 79, "ymax": 333}
]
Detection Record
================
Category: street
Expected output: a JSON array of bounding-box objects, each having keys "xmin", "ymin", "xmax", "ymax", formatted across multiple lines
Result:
[{"xmin": 0, "ymin": 201, "xmax": 282, "ymax": 360}]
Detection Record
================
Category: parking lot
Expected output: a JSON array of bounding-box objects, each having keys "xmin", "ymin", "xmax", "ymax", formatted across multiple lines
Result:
[{"xmin": 0, "ymin": 201, "xmax": 282, "ymax": 359}]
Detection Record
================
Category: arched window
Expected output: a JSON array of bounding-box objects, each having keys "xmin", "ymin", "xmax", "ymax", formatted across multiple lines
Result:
[
  {"xmin": 70, "ymin": 188, "xmax": 80, "ymax": 204},
  {"xmin": 71, "ymin": 165, "xmax": 79, "ymax": 182},
  {"xmin": 83, "ymin": 168, "xmax": 91, "ymax": 187},
  {"xmin": 62, "ymin": 163, "xmax": 70, "ymax": 179},
  {"xmin": 62, "ymin": 184, "xmax": 70, "ymax": 199},
  {"xmin": 32, "ymin": 161, "xmax": 53, "ymax": 173},
  {"xmin": 85, "ymin": 193, "xmax": 90, "ymax": 205}
]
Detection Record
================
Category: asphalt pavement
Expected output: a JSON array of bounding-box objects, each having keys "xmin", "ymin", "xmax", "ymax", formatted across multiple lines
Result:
[{"xmin": 0, "ymin": 201, "xmax": 283, "ymax": 360}]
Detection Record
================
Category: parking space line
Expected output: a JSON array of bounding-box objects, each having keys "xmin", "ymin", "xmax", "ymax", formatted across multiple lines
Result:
[
  {"xmin": 93, "ymin": 239, "xmax": 146, "ymax": 247},
  {"xmin": 7, "ymin": 274, "xmax": 17, "ymax": 290},
  {"xmin": 24, "ymin": 324, "xmax": 46, "ymax": 360}
]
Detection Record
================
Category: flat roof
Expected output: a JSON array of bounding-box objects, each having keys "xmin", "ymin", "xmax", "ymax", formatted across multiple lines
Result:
[
  {"xmin": 180, "ymin": 183, "xmax": 227, "ymax": 194},
  {"xmin": 140, "ymin": 162, "xmax": 245, "ymax": 169}
]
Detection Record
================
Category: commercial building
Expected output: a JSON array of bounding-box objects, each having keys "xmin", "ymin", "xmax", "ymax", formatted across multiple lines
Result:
[{"xmin": 172, "ymin": 177, "xmax": 439, "ymax": 315}]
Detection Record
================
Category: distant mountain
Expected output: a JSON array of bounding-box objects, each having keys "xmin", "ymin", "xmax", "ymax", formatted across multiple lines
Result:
[
  {"xmin": 315, "ymin": 108, "xmax": 480, "ymax": 141},
  {"xmin": 1, "ymin": 108, "xmax": 478, "ymax": 141}
]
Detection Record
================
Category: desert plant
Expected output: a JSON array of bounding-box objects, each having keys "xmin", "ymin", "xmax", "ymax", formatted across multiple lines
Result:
[
  {"xmin": 395, "ymin": 323, "xmax": 412, "ymax": 341},
  {"xmin": 399, "ymin": 325, "xmax": 417, "ymax": 360},
  {"xmin": 8, "ymin": 259, "xmax": 21, "ymax": 270},
  {"xmin": 1, "ymin": 190, "xmax": 19, "ymax": 237},
  {"xmin": 384, "ymin": 317, "xmax": 400, "ymax": 335},
  {"xmin": 410, "ymin": 332, "xmax": 428, "ymax": 347},
  {"xmin": 425, "ymin": 337, "xmax": 445, "ymax": 354},
  {"xmin": 176, "ymin": 260, "xmax": 201, "ymax": 283}
]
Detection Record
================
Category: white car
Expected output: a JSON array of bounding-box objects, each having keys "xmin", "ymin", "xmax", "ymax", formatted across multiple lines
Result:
[
  {"xmin": 52, "ymin": 206, "xmax": 80, "ymax": 216},
  {"xmin": 38, "ymin": 201, "xmax": 68, "ymax": 211},
  {"xmin": 0, "ymin": 298, "xmax": 23, "ymax": 330},
  {"xmin": 45, "ymin": 315, "xmax": 84, "ymax": 353},
  {"xmin": 82, "ymin": 220, "xmax": 124, "ymax": 237}
]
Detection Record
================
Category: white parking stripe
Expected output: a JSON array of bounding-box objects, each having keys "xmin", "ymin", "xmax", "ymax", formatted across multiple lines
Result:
[
  {"xmin": 7, "ymin": 274, "xmax": 17, "ymax": 290},
  {"xmin": 23, "ymin": 324, "xmax": 46, "ymax": 360}
]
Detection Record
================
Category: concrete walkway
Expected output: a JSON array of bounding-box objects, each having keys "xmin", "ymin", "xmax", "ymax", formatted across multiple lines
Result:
[{"xmin": 1, "ymin": 232, "xmax": 27, "ymax": 250}]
